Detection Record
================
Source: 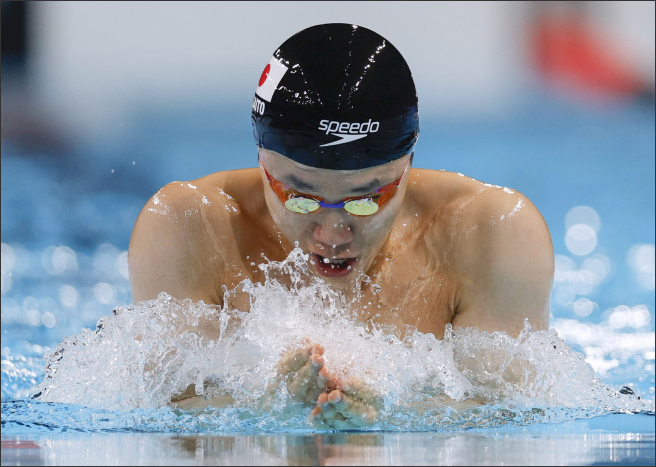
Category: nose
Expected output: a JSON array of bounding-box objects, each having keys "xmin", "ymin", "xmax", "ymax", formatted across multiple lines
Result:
[{"xmin": 313, "ymin": 211, "xmax": 353, "ymax": 249}]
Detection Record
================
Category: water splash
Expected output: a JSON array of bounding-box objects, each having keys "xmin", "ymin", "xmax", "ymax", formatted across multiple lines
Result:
[{"xmin": 25, "ymin": 248, "xmax": 653, "ymax": 431}]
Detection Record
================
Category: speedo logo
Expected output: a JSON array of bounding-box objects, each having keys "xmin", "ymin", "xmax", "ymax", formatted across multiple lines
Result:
[{"xmin": 318, "ymin": 119, "xmax": 379, "ymax": 147}]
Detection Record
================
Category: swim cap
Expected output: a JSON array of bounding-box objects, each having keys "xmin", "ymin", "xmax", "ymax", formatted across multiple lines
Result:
[{"xmin": 252, "ymin": 24, "xmax": 419, "ymax": 170}]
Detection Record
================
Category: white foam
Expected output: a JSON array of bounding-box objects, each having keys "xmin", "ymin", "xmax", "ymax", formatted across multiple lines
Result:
[{"xmin": 34, "ymin": 248, "xmax": 653, "ymax": 427}]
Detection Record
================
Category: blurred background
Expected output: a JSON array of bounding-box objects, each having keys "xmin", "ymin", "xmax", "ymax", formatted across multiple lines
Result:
[{"xmin": 1, "ymin": 2, "xmax": 654, "ymax": 399}]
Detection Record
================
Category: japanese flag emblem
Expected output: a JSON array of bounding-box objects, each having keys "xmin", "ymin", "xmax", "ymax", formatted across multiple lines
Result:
[{"xmin": 256, "ymin": 57, "xmax": 288, "ymax": 103}]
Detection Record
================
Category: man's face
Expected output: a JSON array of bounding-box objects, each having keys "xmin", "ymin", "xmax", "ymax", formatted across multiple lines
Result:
[{"xmin": 259, "ymin": 148, "xmax": 411, "ymax": 289}]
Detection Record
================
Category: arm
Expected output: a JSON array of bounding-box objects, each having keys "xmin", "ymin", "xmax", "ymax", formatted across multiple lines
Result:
[
  {"xmin": 128, "ymin": 182, "xmax": 227, "ymax": 402},
  {"xmin": 128, "ymin": 182, "xmax": 224, "ymax": 305},
  {"xmin": 445, "ymin": 189, "xmax": 554, "ymax": 394},
  {"xmin": 452, "ymin": 189, "xmax": 554, "ymax": 335}
]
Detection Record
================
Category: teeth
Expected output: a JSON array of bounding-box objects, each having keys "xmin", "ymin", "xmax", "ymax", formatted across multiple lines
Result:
[{"xmin": 320, "ymin": 256, "xmax": 347, "ymax": 265}]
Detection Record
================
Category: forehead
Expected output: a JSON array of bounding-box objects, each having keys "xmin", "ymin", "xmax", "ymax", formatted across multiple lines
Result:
[{"xmin": 260, "ymin": 149, "xmax": 407, "ymax": 197}]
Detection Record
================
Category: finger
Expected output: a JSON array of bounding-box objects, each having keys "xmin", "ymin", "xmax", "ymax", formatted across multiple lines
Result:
[
  {"xmin": 318, "ymin": 367, "xmax": 339, "ymax": 391},
  {"xmin": 309, "ymin": 408, "xmax": 352, "ymax": 430},
  {"xmin": 279, "ymin": 341, "xmax": 324, "ymax": 373},
  {"xmin": 309, "ymin": 406, "xmax": 325, "ymax": 426},
  {"xmin": 341, "ymin": 377, "xmax": 381, "ymax": 408},
  {"xmin": 309, "ymin": 343, "xmax": 324, "ymax": 355},
  {"xmin": 317, "ymin": 392, "xmax": 329, "ymax": 406},
  {"xmin": 317, "ymin": 394, "xmax": 338, "ymax": 419},
  {"xmin": 328, "ymin": 413, "xmax": 358, "ymax": 431},
  {"xmin": 278, "ymin": 347, "xmax": 312, "ymax": 374},
  {"xmin": 328, "ymin": 391, "xmax": 377, "ymax": 426},
  {"xmin": 289, "ymin": 354, "xmax": 324, "ymax": 398}
]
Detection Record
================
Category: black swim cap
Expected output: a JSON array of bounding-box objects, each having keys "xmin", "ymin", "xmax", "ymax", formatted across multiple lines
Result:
[{"xmin": 252, "ymin": 23, "xmax": 419, "ymax": 170}]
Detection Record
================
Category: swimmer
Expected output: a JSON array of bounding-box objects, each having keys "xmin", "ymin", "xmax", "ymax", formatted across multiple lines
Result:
[{"xmin": 128, "ymin": 24, "xmax": 554, "ymax": 428}]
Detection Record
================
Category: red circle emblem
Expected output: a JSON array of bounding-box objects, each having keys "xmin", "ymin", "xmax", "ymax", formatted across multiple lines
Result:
[{"xmin": 258, "ymin": 64, "xmax": 271, "ymax": 87}]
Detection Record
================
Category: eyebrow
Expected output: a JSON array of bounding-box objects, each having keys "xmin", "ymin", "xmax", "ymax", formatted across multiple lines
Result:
[
  {"xmin": 349, "ymin": 178, "xmax": 389, "ymax": 196},
  {"xmin": 283, "ymin": 174, "xmax": 392, "ymax": 197},
  {"xmin": 283, "ymin": 174, "xmax": 318, "ymax": 192}
]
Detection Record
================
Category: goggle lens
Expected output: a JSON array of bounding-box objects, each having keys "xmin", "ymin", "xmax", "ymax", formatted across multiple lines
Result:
[
  {"xmin": 285, "ymin": 197, "xmax": 320, "ymax": 213},
  {"xmin": 263, "ymin": 158, "xmax": 409, "ymax": 217},
  {"xmin": 343, "ymin": 198, "xmax": 379, "ymax": 216}
]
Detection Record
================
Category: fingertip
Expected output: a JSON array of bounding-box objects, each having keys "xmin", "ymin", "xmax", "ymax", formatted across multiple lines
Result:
[
  {"xmin": 311, "ymin": 343, "xmax": 325, "ymax": 355},
  {"xmin": 310, "ymin": 354, "xmax": 324, "ymax": 369},
  {"xmin": 327, "ymin": 390, "xmax": 343, "ymax": 404},
  {"xmin": 317, "ymin": 393, "xmax": 329, "ymax": 406},
  {"xmin": 342, "ymin": 376, "xmax": 358, "ymax": 394}
]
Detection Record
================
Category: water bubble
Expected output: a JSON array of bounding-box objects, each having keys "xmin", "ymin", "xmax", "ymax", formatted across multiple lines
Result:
[
  {"xmin": 569, "ymin": 269, "xmax": 598, "ymax": 295},
  {"xmin": 13, "ymin": 307, "xmax": 29, "ymax": 326},
  {"xmin": 1, "ymin": 243, "xmax": 16, "ymax": 272},
  {"xmin": 9, "ymin": 243, "xmax": 30, "ymax": 273},
  {"xmin": 1, "ymin": 271, "xmax": 11, "ymax": 294},
  {"xmin": 626, "ymin": 244, "xmax": 655, "ymax": 290},
  {"xmin": 23, "ymin": 297, "xmax": 39, "ymax": 311},
  {"xmin": 554, "ymin": 255, "xmax": 576, "ymax": 282},
  {"xmin": 627, "ymin": 305, "xmax": 651, "ymax": 328},
  {"xmin": 565, "ymin": 206, "xmax": 600, "ymax": 232},
  {"xmin": 565, "ymin": 224, "xmax": 597, "ymax": 256},
  {"xmin": 26, "ymin": 309, "xmax": 42, "ymax": 327},
  {"xmin": 94, "ymin": 283, "xmax": 117, "ymax": 305},
  {"xmin": 117, "ymin": 252, "xmax": 129, "ymax": 279},
  {"xmin": 94, "ymin": 244, "xmax": 120, "ymax": 278},
  {"xmin": 608, "ymin": 305, "xmax": 631, "ymax": 329},
  {"xmin": 42, "ymin": 246, "xmax": 78, "ymax": 275},
  {"xmin": 59, "ymin": 285, "xmax": 80, "ymax": 307},
  {"xmin": 581, "ymin": 255, "xmax": 611, "ymax": 283},
  {"xmin": 554, "ymin": 286, "xmax": 575, "ymax": 306},
  {"xmin": 1, "ymin": 298, "xmax": 19, "ymax": 322},
  {"xmin": 573, "ymin": 298, "xmax": 595, "ymax": 317},
  {"xmin": 42, "ymin": 312, "xmax": 56, "ymax": 328}
]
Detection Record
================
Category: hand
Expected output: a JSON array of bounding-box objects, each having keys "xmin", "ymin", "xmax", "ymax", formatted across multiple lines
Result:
[
  {"xmin": 309, "ymin": 377, "xmax": 381, "ymax": 430},
  {"xmin": 277, "ymin": 341, "xmax": 338, "ymax": 403}
]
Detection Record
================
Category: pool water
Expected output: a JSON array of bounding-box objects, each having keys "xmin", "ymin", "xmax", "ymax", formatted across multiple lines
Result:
[
  {"xmin": 1, "ymin": 414, "xmax": 654, "ymax": 466},
  {"xmin": 1, "ymin": 94, "xmax": 654, "ymax": 464}
]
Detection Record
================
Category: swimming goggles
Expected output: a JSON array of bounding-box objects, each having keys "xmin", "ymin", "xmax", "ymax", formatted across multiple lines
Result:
[{"xmin": 262, "ymin": 160, "xmax": 409, "ymax": 216}]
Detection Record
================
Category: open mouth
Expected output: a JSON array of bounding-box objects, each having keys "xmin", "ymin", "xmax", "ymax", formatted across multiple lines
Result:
[{"xmin": 311, "ymin": 253, "xmax": 358, "ymax": 278}]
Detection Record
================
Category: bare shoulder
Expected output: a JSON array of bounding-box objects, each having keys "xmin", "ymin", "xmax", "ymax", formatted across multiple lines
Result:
[
  {"xmin": 128, "ymin": 168, "xmax": 263, "ymax": 304},
  {"xmin": 453, "ymin": 179, "xmax": 554, "ymax": 334},
  {"xmin": 191, "ymin": 168, "xmax": 263, "ymax": 213},
  {"xmin": 457, "ymin": 181, "xmax": 553, "ymax": 270},
  {"xmin": 410, "ymin": 170, "xmax": 554, "ymax": 335},
  {"xmin": 405, "ymin": 169, "xmax": 490, "ymax": 216},
  {"xmin": 410, "ymin": 170, "xmax": 552, "ymax": 271}
]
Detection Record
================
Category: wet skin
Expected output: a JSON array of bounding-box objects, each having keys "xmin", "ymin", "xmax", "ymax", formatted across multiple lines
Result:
[{"xmin": 129, "ymin": 149, "xmax": 554, "ymax": 428}]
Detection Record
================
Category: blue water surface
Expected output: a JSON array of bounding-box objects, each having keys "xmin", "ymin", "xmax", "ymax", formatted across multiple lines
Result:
[{"xmin": 1, "ymin": 95, "xmax": 654, "ymax": 440}]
